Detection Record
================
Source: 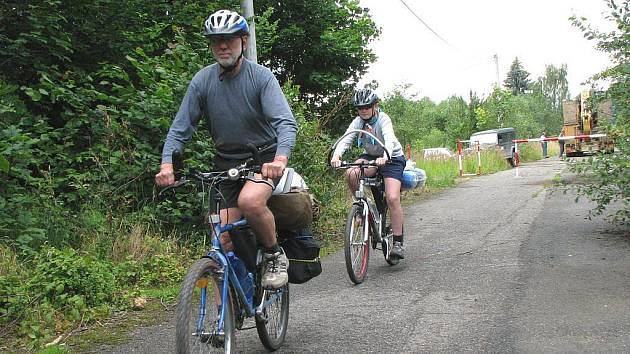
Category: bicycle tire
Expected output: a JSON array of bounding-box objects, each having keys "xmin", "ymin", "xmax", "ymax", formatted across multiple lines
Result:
[
  {"xmin": 344, "ymin": 204, "xmax": 370, "ymax": 284},
  {"xmin": 176, "ymin": 257, "xmax": 236, "ymax": 354},
  {"xmin": 380, "ymin": 203, "xmax": 399, "ymax": 266},
  {"xmin": 255, "ymin": 283, "xmax": 290, "ymax": 350}
]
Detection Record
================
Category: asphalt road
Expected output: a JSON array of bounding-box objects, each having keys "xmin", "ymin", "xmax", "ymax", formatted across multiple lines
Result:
[{"xmin": 99, "ymin": 157, "xmax": 630, "ymax": 354}]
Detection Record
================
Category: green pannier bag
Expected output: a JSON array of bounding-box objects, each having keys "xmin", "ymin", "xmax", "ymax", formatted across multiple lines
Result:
[{"xmin": 267, "ymin": 168, "xmax": 314, "ymax": 230}]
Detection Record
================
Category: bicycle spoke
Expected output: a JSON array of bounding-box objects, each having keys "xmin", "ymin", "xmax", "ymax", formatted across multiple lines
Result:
[
  {"xmin": 344, "ymin": 204, "xmax": 370, "ymax": 284},
  {"xmin": 256, "ymin": 285, "xmax": 289, "ymax": 350},
  {"xmin": 176, "ymin": 258, "xmax": 235, "ymax": 354}
]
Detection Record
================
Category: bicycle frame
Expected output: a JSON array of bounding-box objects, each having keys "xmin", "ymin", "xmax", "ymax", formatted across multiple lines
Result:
[
  {"xmin": 353, "ymin": 168, "xmax": 385, "ymax": 245},
  {"xmin": 196, "ymin": 188, "xmax": 285, "ymax": 337},
  {"xmin": 169, "ymin": 146, "xmax": 290, "ymax": 352}
]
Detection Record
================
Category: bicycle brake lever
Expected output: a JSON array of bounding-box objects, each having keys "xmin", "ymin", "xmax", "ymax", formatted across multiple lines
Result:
[{"xmin": 158, "ymin": 177, "xmax": 189, "ymax": 197}]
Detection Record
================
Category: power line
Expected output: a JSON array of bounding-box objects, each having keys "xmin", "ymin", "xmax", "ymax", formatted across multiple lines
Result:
[{"xmin": 398, "ymin": 0, "xmax": 452, "ymax": 48}]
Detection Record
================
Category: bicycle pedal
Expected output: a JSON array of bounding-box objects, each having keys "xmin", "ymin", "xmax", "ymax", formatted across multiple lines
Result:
[
  {"xmin": 210, "ymin": 337, "xmax": 225, "ymax": 348},
  {"xmin": 197, "ymin": 331, "xmax": 223, "ymax": 348}
]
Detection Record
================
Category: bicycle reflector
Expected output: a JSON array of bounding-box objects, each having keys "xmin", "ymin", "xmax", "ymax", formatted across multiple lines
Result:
[{"xmin": 195, "ymin": 277, "xmax": 209, "ymax": 288}]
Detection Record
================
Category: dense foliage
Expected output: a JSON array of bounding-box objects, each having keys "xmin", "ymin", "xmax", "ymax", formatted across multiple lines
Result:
[
  {"xmin": 0, "ymin": 0, "xmax": 378, "ymax": 252},
  {"xmin": 568, "ymin": 0, "xmax": 630, "ymax": 224}
]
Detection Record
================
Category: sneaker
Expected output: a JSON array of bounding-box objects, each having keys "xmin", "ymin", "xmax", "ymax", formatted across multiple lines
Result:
[
  {"xmin": 261, "ymin": 250, "xmax": 289, "ymax": 289},
  {"xmin": 390, "ymin": 241, "xmax": 405, "ymax": 259}
]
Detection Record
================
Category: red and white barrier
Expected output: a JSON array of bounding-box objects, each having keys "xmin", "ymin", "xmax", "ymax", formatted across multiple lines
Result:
[
  {"xmin": 512, "ymin": 134, "xmax": 606, "ymax": 143},
  {"xmin": 457, "ymin": 140, "xmax": 481, "ymax": 177},
  {"xmin": 511, "ymin": 133, "xmax": 607, "ymax": 177}
]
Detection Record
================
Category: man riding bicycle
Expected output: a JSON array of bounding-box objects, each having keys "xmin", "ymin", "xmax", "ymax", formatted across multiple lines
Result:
[
  {"xmin": 155, "ymin": 9, "xmax": 297, "ymax": 289},
  {"xmin": 330, "ymin": 88, "xmax": 407, "ymax": 259}
]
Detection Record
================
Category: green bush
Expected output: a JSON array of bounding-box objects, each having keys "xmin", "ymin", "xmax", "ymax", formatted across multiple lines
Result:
[
  {"xmin": 1, "ymin": 246, "xmax": 116, "ymax": 348},
  {"xmin": 0, "ymin": 235, "xmax": 188, "ymax": 349}
]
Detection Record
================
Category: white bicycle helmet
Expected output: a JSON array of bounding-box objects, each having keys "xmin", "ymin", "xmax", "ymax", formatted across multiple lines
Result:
[
  {"xmin": 203, "ymin": 10, "xmax": 249, "ymax": 36},
  {"xmin": 353, "ymin": 88, "xmax": 378, "ymax": 107}
]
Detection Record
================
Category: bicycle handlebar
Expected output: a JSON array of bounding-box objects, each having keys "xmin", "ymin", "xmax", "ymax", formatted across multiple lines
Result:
[
  {"xmin": 326, "ymin": 129, "xmax": 392, "ymax": 168},
  {"xmin": 159, "ymin": 144, "xmax": 272, "ymax": 196},
  {"xmin": 334, "ymin": 160, "xmax": 379, "ymax": 168}
]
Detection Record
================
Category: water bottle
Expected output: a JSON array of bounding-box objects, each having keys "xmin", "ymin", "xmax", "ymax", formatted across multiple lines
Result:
[{"xmin": 227, "ymin": 252, "xmax": 254, "ymax": 306}]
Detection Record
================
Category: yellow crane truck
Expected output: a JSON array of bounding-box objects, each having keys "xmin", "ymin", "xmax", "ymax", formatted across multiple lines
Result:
[{"xmin": 561, "ymin": 90, "xmax": 615, "ymax": 157}]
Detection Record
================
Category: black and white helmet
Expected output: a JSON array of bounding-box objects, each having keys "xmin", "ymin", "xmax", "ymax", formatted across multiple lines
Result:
[
  {"xmin": 353, "ymin": 88, "xmax": 378, "ymax": 107},
  {"xmin": 203, "ymin": 10, "xmax": 249, "ymax": 36}
]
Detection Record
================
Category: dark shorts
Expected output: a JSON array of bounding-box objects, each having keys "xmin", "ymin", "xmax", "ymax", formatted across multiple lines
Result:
[
  {"xmin": 359, "ymin": 154, "xmax": 406, "ymax": 181},
  {"xmin": 212, "ymin": 149, "xmax": 276, "ymax": 210}
]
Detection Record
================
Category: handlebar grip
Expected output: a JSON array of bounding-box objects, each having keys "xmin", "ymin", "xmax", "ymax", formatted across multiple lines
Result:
[
  {"xmin": 244, "ymin": 143, "xmax": 264, "ymax": 173},
  {"xmin": 172, "ymin": 150, "xmax": 184, "ymax": 180},
  {"xmin": 172, "ymin": 150, "xmax": 183, "ymax": 172}
]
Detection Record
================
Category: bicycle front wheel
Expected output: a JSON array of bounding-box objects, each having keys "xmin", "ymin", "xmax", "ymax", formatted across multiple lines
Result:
[
  {"xmin": 255, "ymin": 284, "xmax": 290, "ymax": 350},
  {"xmin": 176, "ymin": 257, "xmax": 236, "ymax": 354},
  {"xmin": 344, "ymin": 204, "xmax": 370, "ymax": 284}
]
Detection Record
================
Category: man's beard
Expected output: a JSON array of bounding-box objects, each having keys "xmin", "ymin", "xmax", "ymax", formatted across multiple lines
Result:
[
  {"xmin": 215, "ymin": 54, "xmax": 238, "ymax": 68},
  {"xmin": 214, "ymin": 45, "xmax": 242, "ymax": 69}
]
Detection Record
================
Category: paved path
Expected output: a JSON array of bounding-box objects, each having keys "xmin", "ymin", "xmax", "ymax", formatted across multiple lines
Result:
[{"xmin": 99, "ymin": 157, "xmax": 629, "ymax": 353}]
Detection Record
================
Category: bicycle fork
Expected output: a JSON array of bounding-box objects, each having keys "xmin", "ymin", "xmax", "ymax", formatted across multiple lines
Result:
[
  {"xmin": 193, "ymin": 253, "xmax": 229, "ymax": 343},
  {"xmin": 364, "ymin": 200, "xmax": 391, "ymax": 259},
  {"xmin": 361, "ymin": 200, "xmax": 371, "ymax": 244},
  {"xmin": 365, "ymin": 200, "xmax": 382, "ymax": 243}
]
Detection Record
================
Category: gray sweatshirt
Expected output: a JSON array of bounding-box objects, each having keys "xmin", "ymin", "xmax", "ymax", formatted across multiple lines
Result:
[
  {"xmin": 333, "ymin": 110, "xmax": 404, "ymax": 159},
  {"xmin": 161, "ymin": 59, "xmax": 297, "ymax": 163}
]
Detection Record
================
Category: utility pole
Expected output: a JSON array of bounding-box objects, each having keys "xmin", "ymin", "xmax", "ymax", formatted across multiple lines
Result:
[
  {"xmin": 240, "ymin": 0, "xmax": 258, "ymax": 63},
  {"xmin": 493, "ymin": 54, "xmax": 500, "ymax": 88},
  {"xmin": 493, "ymin": 54, "xmax": 503, "ymax": 127}
]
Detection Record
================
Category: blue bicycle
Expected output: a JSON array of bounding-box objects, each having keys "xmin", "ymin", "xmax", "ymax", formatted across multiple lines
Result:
[{"xmin": 164, "ymin": 148, "xmax": 289, "ymax": 353}]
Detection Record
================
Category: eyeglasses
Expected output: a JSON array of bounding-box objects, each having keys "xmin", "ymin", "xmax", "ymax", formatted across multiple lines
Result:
[
  {"xmin": 209, "ymin": 35, "xmax": 240, "ymax": 45},
  {"xmin": 356, "ymin": 104, "xmax": 374, "ymax": 110}
]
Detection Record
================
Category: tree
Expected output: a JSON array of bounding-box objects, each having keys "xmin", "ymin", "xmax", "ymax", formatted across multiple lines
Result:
[
  {"xmin": 537, "ymin": 64, "xmax": 570, "ymax": 113},
  {"xmin": 439, "ymin": 96, "xmax": 472, "ymax": 145},
  {"xmin": 568, "ymin": 0, "xmax": 630, "ymax": 224},
  {"xmin": 503, "ymin": 57, "xmax": 531, "ymax": 95},
  {"xmin": 381, "ymin": 85, "xmax": 437, "ymax": 148},
  {"xmin": 254, "ymin": 0, "xmax": 379, "ymax": 105},
  {"xmin": 468, "ymin": 90, "xmax": 481, "ymax": 132}
]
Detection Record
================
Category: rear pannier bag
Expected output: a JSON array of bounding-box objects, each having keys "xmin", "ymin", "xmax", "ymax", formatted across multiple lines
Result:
[
  {"xmin": 267, "ymin": 168, "xmax": 314, "ymax": 231},
  {"xmin": 267, "ymin": 189, "xmax": 313, "ymax": 230},
  {"xmin": 279, "ymin": 228, "xmax": 322, "ymax": 284}
]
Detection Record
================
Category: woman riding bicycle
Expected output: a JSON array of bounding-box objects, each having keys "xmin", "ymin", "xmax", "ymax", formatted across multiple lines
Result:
[{"xmin": 330, "ymin": 88, "xmax": 407, "ymax": 259}]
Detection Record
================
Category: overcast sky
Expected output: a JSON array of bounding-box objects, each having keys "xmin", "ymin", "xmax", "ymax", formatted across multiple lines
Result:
[{"xmin": 358, "ymin": 0, "xmax": 614, "ymax": 102}]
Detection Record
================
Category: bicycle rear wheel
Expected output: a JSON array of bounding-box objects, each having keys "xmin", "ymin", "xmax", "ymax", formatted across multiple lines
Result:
[
  {"xmin": 176, "ymin": 257, "xmax": 236, "ymax": 354},
  {"xmin": 380, "ymin": 203, "xmax": 399, "ymax": 266},
  {"xmin": 255, "ymin": 283, "xmax": 290, "ymax": 350},
  {"xmin": 344, "ymin": 204, "xmax": 370, "ymax": 284}
]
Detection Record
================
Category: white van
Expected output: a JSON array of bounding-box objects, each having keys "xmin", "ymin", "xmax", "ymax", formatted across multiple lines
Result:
[{"xmin": 469, "ymin": 127, "xmax": 517, "ymax": 167}]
